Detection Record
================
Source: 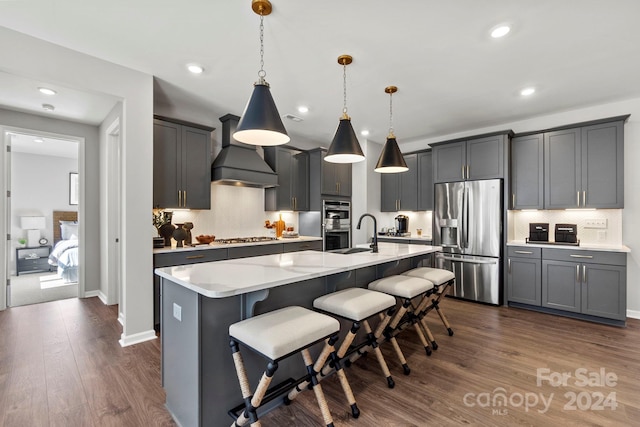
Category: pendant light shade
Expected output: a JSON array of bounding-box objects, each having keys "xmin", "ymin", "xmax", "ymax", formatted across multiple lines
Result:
[
  {"xmin": 235, "ymin": 82, "xmax": 289, "ymax": 146},
  {"xmin": 375, "ymin": 137, "xmax": 408, "ymax": 173},
  {"xmin": 375, "ymin": 85, "xmax": 408, "ymax": 173},
  {"xmin": 325, "ymin": 117, "xmax": 365, "ymax": 163},
  {"xmin": 233, "ymin": 0, "xmax": 289, "ymax": 146},
  {"xmin": 325, "ymin": 54, "xmax": 365, "ymax": 164}
]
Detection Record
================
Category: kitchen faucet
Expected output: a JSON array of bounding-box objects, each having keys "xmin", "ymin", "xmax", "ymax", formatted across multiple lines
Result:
[{"xmin": 356, "ymin": 213, "xmax": 378, "ymax": 253}]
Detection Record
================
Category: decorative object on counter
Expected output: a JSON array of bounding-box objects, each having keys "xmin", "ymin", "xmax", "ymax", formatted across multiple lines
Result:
[
  {"xmin": 153, "ymin": 237, "xmax": 165, "ymax": 248},
  {"xmin": 375, "ymin": 85, "xmax": 409, "ymax": 173},
  {"xmin": 195, "ymin": 235, "xmax": 216, "ymax": 244},
  {"xmin": 17, "ymin": 238, "xmax": 27, "ymax": 248},
  {"xmin": 183, "ymin": 222, "xmax": 194, "ymax": 245},
  {"xmin": 172, "ymin": 224, "xmax": 188, "ymax": 248},
  {"xmin": 153, "ymin": 209, "xmax": 173, "ymax": 234},
  {"xmin": 555, "ymin": 224, "xmax": 579, "ymax": 245},
  {"xmin": 216, "ymin": 236, "xmax": 277, "ymax": 244},
  {"xmin": 528, "ymin": 223, "xmax": 549, "ymax": 242},
  {"xmin": 282, "ymin": 231, "xmax": 299, "ymax": 238},
  {"xmin": 417, "ymin": 228, "xmax": 422, "ymax": 237},
  {"xmin": 325, "ymin": 54, "xmax": 365, "ymax": 164},
  {"xmin": 275, "ymin": 213, "xmax": 286, "ymax": 238},
  {"xmin": 159, "ymin": 223, "xmax": 176, "ymax": 247},
  {"xmin": 234, "ymin": 0, "xmax": 289, "ymax": 146}
]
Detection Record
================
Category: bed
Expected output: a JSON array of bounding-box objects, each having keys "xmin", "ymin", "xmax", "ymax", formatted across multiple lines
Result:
[{"xmin": 48, "ymin": 211, "xmax": 79, "ymax": 283}]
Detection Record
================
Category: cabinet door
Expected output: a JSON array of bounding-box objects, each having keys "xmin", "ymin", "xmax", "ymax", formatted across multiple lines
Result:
[
  {"xmin": 292, "ymin": 151, "xmax": 309, "ymax": 211},
  {"xmin": 581, "ymin": 121, "xmax": 624, "ymax": 208},
  {"xmin": 467, "ymin": 135, "xmax": 504, "ymax": 180},
  {"xmin": 418, "ymin": 151, "xmax": 433, "ymax": 211},
  {"xmin": 398, "ymin": 154, "xmax": 418, "ymax": 211},
  {"xmin": 544, "ymin": 128, "xmax": 581, "ymax": 209},
  {"xmin": 511, "ymin": 134, "xmax": 543, "ymax": 209},
  {"xmin": 182, "ymin": 126, "xmax": 212, "ymax": 209},
  {"xmin": 336, "ymin": 163, "xmax": 352, "ymax": 196},
  {"xmin": 321, "ymin": 157, "xmax": 338, "ymax": 195},
  {"xmin": 153, "ymin": 120, "xmax": 181, "ymax": 208},
  {"xmin": 582, "ymin": 264, "xmax": 626, "ymax": 320},
  {"xmin": 276, "ymin": 148, "xmax": 294, "ymax": 210},
  {"xmin": 432, "ymin": 141, "xmax": 466, "ymax": 183},
  {"xmin": 508, "ymin": 257, "xmax": 541, "ymax": 305},
  {"xmin": 542, "ymin": 260, "xmax": 581, "ymax": 313},
  {"xmin": 380, "ymin": 173, "xmax": 399, "ymax": 212}
]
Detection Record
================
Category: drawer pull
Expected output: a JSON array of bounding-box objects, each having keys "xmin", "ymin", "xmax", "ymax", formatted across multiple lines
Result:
[
  {"xmin": 185, "ymin": 255, "xmax": 205, "ymax": 260},
  {"xmin": 514, "ymin": 250, "xmax": 533, "ymax": 254},
  {"xmin": 570, "ymin": 254, "xmax": 593, "ymax": 259}
]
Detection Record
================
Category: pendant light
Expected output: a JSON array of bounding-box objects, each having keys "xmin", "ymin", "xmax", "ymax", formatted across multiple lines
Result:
[
  {"xmin": 375, "ymin": 86, "xmax": 409, "ymax": 173},
  {"xmin": 325, "ymin": 55, "xmax": 365, "ymax": 164},
  {"xmin": 234, "ymin": 0, "xmax": 289, "ymax": 146}
]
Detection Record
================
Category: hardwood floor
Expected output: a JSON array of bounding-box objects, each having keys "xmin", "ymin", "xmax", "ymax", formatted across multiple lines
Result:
[{"xmin": 0, "ymin": 296, "xmax": 638, "ymax": 426}]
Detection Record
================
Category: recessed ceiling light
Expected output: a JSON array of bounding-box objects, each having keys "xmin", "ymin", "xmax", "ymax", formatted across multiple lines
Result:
[
  {"xmin": 42, "ymin": 103, "xmax": 55, "ymax": 111},
  {"xmin": 297, "ymin": 106, "xmax": 309, "ymax": 113},
  {"xmin": 186, "ymin": 63, "xmax": 204, "ymax": 74},
  {"xmin": 491, "ymin": 25, "xmax": 511, "ymax": 38},
  {"xmin": 33, "ymin": 138, "xmax": 44, "ymax": 143},
  {"xmin": 360, "ymin": 130, "xmax": 370, "ymax": 137},
  {"xmin": 38, "ymin": 87, "xmax": 57, "ymax": 95},
  {"xmin": 520, "ymin": 87, "xmax": 536, "ymax": 96}
]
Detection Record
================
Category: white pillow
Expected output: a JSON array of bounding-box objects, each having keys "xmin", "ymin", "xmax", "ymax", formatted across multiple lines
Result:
[{"xmin": 60, "ymin": 220, "xmax": 78, "ymax": 240}]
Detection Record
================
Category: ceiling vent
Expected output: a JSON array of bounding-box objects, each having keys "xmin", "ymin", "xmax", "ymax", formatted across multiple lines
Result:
[{"xmin": 283, "ymin": 114, "xmax": 303, "ymax": 122}]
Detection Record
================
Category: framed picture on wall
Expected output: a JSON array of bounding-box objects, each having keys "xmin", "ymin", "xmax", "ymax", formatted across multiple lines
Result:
[{"xmin": 69, "ymin": 172, "xmax": 79, "ymax": 205}]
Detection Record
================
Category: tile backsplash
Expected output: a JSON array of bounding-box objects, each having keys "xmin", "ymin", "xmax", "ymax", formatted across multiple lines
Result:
[
  {"xmin": 508, "ymin": 209, "xmax": 622, "ymax": 245},
  {"xmin": 163, "ymin": 185, "xmax": 298, "ymax": 239},
  {"xmin": 377, "ymin": 211, "xmax": 433, "ymax": 238}
]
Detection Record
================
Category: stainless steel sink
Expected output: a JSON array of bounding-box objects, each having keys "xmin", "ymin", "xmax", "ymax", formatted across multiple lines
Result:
[{"xmin": 331, "ymin": 247, "xmax": 372, "ymax": 254}]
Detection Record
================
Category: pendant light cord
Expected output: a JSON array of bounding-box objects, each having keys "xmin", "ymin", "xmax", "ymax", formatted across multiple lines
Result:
[
  {"xmin": 258, "ymin": 15, "xmax": 266, "ymax": 82},
  {"xmin": 342, "ymin": 61, "xmax": 348, "ymax": 117},
  {"xmin": 388, "ymin": 91, "xmax": 394, "ymax": 137}
]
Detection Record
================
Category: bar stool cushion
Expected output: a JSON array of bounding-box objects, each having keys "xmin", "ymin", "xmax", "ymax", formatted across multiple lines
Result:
[
  {"xmin": 403, "ymin": 267, "xmax": 455, "ymax": 286},
  {"xmin": 229, "ymin": 306, "xmax": 339, "ymax": 360},
  {"xmin": 368, "ymin": 275, "xmax": 434, "ymax": 299},
  {"xmin": 314, "ymin": 288, "xmax": 396, "ymax": 321}
]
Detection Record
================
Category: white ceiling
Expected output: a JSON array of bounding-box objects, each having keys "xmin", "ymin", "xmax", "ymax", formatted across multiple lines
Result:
[
  {"xmin": 10, "ymin": 132, "xmax": 79, "ymax": 160},
  {"xmin": 1, "ymin": 1, "xmax": 640, "ymax": 145}
]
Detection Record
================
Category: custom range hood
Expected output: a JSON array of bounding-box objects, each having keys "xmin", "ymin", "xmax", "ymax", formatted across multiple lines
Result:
[{"xmin": 211, "ymin": 114, "xmax": 278, "ymax": 188}]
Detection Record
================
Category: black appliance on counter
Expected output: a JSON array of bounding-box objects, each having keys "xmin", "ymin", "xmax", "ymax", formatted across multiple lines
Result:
[
  {"xmin": 528, "ymin": 223, "xmax": 549, "ymax": 242},
  {"xmin": 555, "ymin": 224, "xmax": 578, "ymax": 244},
  {"xmin": 394, "ymin": 215, "xmax": 410, "ymax": 236}
]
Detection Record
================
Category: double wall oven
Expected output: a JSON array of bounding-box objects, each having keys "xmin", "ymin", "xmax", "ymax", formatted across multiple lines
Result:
[{"xmin": 322, "ymin": 200, "xmax": 351, "ymax": 251}]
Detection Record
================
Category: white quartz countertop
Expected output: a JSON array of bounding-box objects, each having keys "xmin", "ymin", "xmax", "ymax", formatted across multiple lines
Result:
[
  {"xmin": 153, "ymin": 235, "xmax": 322, "ymax": 254},
  {"xmin": 155, "ymin": 242, "xmax": 441, "ymax": 298},
  {"xmin": 507, "ymin": 240, "xmax": 630, "ymax": 253},
  {"xmin": 378, "ymin": 235, "xmax": 433, "ymax": 241}
]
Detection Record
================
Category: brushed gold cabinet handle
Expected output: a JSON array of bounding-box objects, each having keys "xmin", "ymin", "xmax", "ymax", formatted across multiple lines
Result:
[
  {"xmin": 186, "ymin": 255, "xmax": 205, "ymax": 260},
  {"xmin": 512, "ymin": 193, "xmax": 515, "ymax": 208},
  {"xmin": 183, "ymin": 190, "xmax": 186, "ymax": 207}
]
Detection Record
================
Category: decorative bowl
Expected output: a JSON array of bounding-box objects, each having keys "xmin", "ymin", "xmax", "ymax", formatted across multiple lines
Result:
[{"xmin": 195, "ymin": 235, "xmax": 216, "ymax": 244}]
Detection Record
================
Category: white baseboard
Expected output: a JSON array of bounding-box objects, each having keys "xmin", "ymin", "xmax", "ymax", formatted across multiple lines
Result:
[
  {"xmin": 118, "ymin": 312, "xmax": 125, "ymax": 326},
  {"xmin": 84, "ymin": 290, "xmax": 108, "ymax": 305},
  {"xmin": 119, "ymin": 329, "xmax": 157, "ymax": 347},
  {"xmin": 627, "ymin": 309, "xmax": 640, "ymax": 320}
]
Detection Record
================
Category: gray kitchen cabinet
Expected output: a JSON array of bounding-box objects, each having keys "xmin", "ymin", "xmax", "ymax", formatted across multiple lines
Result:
[
  {"xmin": 153, "ymin": 117, "xmax": 213, "ymax": 209},
  {"xmin": 314, "ymin": 149, "xmax": 351, "ymax": 197},
  {"xmin": 417, "ymin": 151, "xmax": 433, "ymax": 211},
  {"xmin": 380, "ymin": 154, "xmax": 418, "ymax": 211},
  {"xmin": 510, "ymin": 134, "xmax": 544, "ymax": 209},
  {"xmin": 228, "ymin": 244, "xmax": 283, "ymax": 259},
  {"xmin": 432, "ymin": 133, "xmax": 507, "ymax": 183},
  {"xmin": 544, "ymin": 119, "xmax": 624, "ymax": 209},
  {"xmin": 507, "ymin": 246, "xmax": 542, "ymax": 306},
  {"xmin": 541, "ymin": 248, "xmax": 627, "ymax": 321},
  {"xmin": 264, "ymin": 147, "xmax": 309, "ymax": 211},
  {"xmin": 282, "ymin": 240, "xmax": 323, "ymax": 253}
]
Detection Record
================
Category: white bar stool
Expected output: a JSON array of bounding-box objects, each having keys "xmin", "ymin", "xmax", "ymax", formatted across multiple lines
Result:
[
  {"xmin": 313, "ymin": 287, "xmax": 398, "ymax": 392},
  {"xmin": 368, "ymin": 275, "xmax": 435, "ymax": 373},
  {"xmin": 402, "ymin": 267, "xmax": 456, "ymax": 346},
  {"xmin": 229, "ymin": 306, "xmax": 341, "ymax": 427}
]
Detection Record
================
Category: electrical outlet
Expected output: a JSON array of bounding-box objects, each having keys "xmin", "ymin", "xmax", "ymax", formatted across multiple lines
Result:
[
  {"xmin": 173, "ymin": 303, "xmax": 182, "ymax": 322},
  {"xmin": 585, "ymin": 219, "xmax": 607, "ymax": 229}
]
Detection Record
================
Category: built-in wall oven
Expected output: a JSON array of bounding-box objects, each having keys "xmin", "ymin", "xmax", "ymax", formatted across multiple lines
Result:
[{"xmin": 322, "ymin": 200, "xmax": 351, "ymax": 251}]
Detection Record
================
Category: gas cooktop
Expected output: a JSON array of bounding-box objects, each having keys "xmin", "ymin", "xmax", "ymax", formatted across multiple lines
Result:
[{"xmin": 215, "ymin": 236, "xmax": 279, "ymax": 244}]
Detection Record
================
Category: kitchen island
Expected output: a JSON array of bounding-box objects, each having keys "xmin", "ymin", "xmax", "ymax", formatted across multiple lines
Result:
[{"xmin": 155, "ymin": 242, "xmax": 440, "ymax": 427}]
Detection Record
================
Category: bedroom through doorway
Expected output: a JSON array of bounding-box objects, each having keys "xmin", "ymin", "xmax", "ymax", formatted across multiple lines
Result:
[{"xmin": 7, "ymin": 131, "xmax": 80, "ymax": 308}]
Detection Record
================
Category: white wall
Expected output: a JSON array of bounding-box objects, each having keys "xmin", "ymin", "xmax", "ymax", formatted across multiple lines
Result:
[
  {"xmin": 0, "ymin": 27, "xmax": 154, "ymax": 346},
  {"xmin": 10, "ymin": 151, "xmax": 77, "ymax": 275}
]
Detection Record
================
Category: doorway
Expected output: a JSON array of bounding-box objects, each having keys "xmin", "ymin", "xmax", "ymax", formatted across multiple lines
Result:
[{"xmin": 3, "ymin": 128, "xmax": 81, "ymax": 307}]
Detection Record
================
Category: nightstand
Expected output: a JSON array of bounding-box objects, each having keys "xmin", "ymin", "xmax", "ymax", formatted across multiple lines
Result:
[{"xmin": 16, "ymin": 245, "xmax": 52, "ymax": 275}]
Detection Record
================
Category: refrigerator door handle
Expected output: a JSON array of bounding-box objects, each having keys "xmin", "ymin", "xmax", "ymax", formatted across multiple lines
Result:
[
  {"xmin": 436, "ymin": 254, "xmax": 498, "ymax": 265},
  {"xmin": 464, "ymin": 187, "xmax": 470, "ymax": 249}
]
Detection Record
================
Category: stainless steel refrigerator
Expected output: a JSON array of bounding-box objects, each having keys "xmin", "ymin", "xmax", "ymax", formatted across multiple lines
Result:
[{"xmin": 433, "ymin": 179, "xmax": 503, "ymax": 305}]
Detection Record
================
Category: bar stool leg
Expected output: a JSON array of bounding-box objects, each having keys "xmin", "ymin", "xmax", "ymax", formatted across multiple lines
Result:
[
  {"xmin": 302, "ymin": 348, "xmax": 335, "ymax": 427},
  {"xmin": 433, "ymin": 294, "xmax": 454, "ymax": 336},
  {"xmin": 363, "ymin": 319, "xmax": 395, "ymax": 388}
]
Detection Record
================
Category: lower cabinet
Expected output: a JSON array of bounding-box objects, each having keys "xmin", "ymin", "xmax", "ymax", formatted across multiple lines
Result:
[{"xmin": 508, "ymin": 246, "xmax": 627, "ymax": 324}]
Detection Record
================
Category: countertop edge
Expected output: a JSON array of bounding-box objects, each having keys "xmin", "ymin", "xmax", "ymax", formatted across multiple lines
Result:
[
  {"xmin": 507, "ymin": 240, "xmax": 630, "ymax": 253},
  {"xmin": 153, "ymin": 236, "xmax": 322, "ymax": 254}
]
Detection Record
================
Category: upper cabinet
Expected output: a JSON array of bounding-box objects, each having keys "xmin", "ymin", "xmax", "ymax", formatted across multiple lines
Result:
[
  {"xmin": 153, "ymin": 117, "xmax": 213, "ymax": 209},
  {"xmin": 510, "ymin": 134, "xmax": 544, "ymax": 209},
  {"xmin": 417, "ymin": 151, "xmax": 434, "ymax": 211},
  {"xmin": 381, "ymin": 154, "xmax": 418, "ymax": 212},
  {"xmin": 264, "ymin": 146, "xmax": 309, "ymax": 211},
  {"xmin": 308, "ymin": 149, "xmax": 351, "ymax": 207},
  {"xmin": 432, "ymin": 133, "xmax": 508, "ymax": 183},
  {"xmin": 543, "ymin": 119, "xmax": 625, "ymax": 209}
]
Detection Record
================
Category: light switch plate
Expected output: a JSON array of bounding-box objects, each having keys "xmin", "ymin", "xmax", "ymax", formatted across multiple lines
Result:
[
  {"xmin": 585, "ymin": 219, "xmax": 607, "ymax": 229},
  {"xmin": 173, "ymin": 303, "xmax": 182, "ymax": 322}
]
